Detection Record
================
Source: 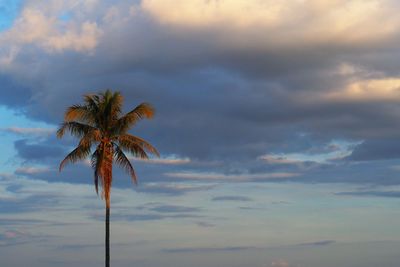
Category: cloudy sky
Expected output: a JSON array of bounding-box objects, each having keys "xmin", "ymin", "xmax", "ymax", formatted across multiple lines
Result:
[{"xmin": 1, "ymin": 0, "xmax": 400, "ymax": 266}]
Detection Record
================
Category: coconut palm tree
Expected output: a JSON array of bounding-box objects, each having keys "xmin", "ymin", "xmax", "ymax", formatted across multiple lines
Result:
[{"xmin": 57, "ymin": 89, "xmax": 159, "ymax": 267}]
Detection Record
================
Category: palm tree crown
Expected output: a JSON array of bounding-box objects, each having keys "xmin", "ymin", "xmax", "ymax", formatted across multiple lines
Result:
[{"xmin": 57, "ymin": 89, "xmax": 159, "ymax": 207}]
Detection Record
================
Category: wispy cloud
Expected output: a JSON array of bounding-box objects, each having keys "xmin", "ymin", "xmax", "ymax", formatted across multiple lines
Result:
[
  {"xmin": 211, "ymin": 196, "xmax": 253, "ymax": 202},
  {"xmin": 1, "ymin": 127, "xmax": 55, "ymax": 136},
  {"xmin": 135, "ymin": 183, "xmax": 216, "ymax": 196},
  {"xmin": 132, "ymin": 155, "xmax": 191, "ymax": 165},
  {"xmin": 165, "ymin": 171, "xmax": 300, "ymax": 181},
  {"xmin": 295, "ymin": 240, "xmax": 336, "ymax": 247},
  {"xmin": 336, "ymin": 190, "xmax": 400, "ymax": 198},
  {"xmin": 162, "ymin": 246, "xmax": 257, "ymax": 254},
  {"xmin": 15, "ymin": 166, "xmax": 50, "ymax": 175}
]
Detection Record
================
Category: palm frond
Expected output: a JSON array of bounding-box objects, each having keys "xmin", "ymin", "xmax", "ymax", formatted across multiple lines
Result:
[
  {"xmin": 117, "ymin": 138, "xmax": 149, "ymax": 159},
  {"xmin": 83, "ymin": 94, "xmax": 101, "ymax": 126},
  {"xmin": 113, "ymin": 103, "xmax": 154, "ymax": 134},
  {"xmin": 101, "ymin": 90, "xmax": 123, "ymax": 131},
  {"xmin": 118, "ymin": 134, "xmax": 159, "ymax": 157},
  {"xmin": 56, "ymin": 121, "xmax": 99, "ymax": 139},
  {"xmin": 64, "ymin": 104, "xmax": 96, "ymax": 124},
  {"xmin": 113, "ymin": 143, "xmax": 137, "ymax": 184},
  {"xmin": 91, "ymin": 149, "xmax": 101, "ymax": 195},
  {"xmin": 59, "ymin": 143, "xmax": 91, "ymax": 171}
]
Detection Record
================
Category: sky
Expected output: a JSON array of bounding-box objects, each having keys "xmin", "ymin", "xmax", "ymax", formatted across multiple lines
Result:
[{"xmin": 1, "ymin": 0, "xmax": 400, "ymax": 266}]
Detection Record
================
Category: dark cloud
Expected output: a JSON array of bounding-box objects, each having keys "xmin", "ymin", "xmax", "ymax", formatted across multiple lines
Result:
[
  {"xmin": 149, "ymin": 205, "xmax": 201, "ymax": 213},
  {"xmin": 195, "ymin": 221, "xmax": 215, "ymax": 228},
  {"xmin": 0, "ymin": 218, "xmax": 50, "ymax": 226},
  {"xmin": 0, "ymin": 75, "xmax": 31, "ymax": 106},
  {"xmin": 91, "ymin": 203, "xmax": 204, "ymax": 222},
  {"xmin": 57, "ymin": 242, "xmax": 133, "ymax": 251},
  {"xmin": 211, "ymin": 196, "xmax": 253, "ymax": 202},
  {"xmin": 295, "ymin": 240, "xmax": 336, "ymax": 247},
  {"xmin": 135, "ymin": 183, "xmax": 215, "ymax": 196},
  {"xmin": 0, "ymin": 229, "xmax": 52, "ymax": 247},
  {"xmin": 0, "ymin": 194, "xmax": 61, "ymax": 213},
  {"xmin": 161, "ymin": 240, "xmax": 336, "ymax": 254},
  {"xmin": 102, "ymin": 213, "xmax": 202, "ymax": 222},
  {"xmin": 14, "ymin": 139, "xmax": 65, "ymax": 162},
  {"xmin": 346, "ymin": 139, "xmax": 400, "ymax": 161},
  {"xmin": 336, "ymin": 190, "xmax": 400, "ymax": 198},
  {"xmin": 2, "ymin": 0, "xmax": 400, "ymax": 188},
  {"xmin": 162, "ymin": 246, "xmax": 257, "ymax": 254}
]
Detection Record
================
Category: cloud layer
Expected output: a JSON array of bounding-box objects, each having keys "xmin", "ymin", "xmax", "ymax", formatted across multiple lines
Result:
[{"xmin": 1, "ymin": 0, "xmax": 400, "ymax": 195}]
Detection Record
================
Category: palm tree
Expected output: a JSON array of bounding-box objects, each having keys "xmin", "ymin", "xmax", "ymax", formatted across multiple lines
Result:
[{"xmin": 57, "ymin": 89, "xmax": 159, "ymax": 267}]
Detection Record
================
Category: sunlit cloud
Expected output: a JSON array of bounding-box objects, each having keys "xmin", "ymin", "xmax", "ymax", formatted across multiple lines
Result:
[
  {"xmin": 142, "ymin": 0, "xmax": 400, "ymax": 44},
  {"xmin": 326, "ymin": 78, "xmax": 400, "ymax": 102},
  {"xmin": 0, "ymin": 0, "xmax": 102, "ymax": 63}
]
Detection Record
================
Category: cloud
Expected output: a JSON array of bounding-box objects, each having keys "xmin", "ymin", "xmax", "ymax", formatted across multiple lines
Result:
[
  {"xmin": 259, "ymin": 155, "xmax": 305, "ymax": 165},
  {"xmin": 165, "ymin": 172, "xmax": 300, "ymax": 181},
  {"xmin": 15, "ymin": 166, "xmax": 50, "ymax": 175},
  {"xmin": 325, "ymin": 78, "xmax": 400, "ymax": 102},
  {"xmin": 2, "ymin": 0, "xmax": 400, "ymax": 189},
  {"xmin": 103, "ymin": 213, "xmax": 202, "ymax": 222},
  {"xmin": 14, "ymin": 139, "xmax": 65, "ymax": 162},
  {"xmin": 0, "ymin": 228, "xmax": 52, "ymax": 247},
  {"xmin": 0, "ymin": 2, "xmax": 102, "ymax": 56},
  {"xmin": 142, "ymin": 0, "xmax": 400, "ymax": 44},
  {"xmin": 132, "ymin": 155, "xmax": 191, "ymax": 165},
  {"xmin": 270, "ymin": 259, "xmax": 290, "ymax": 267},
  {"xmin": 195, "ymin": 221, "xmax": 215, "ymax": 228},
  {"xmin": 135, "ymin": 183, "xmax": 216, "ymax": 196},
  {"xmin": 149, "ymin": 204, "xmax": 201, "ymax": 213},
  {"xmin": 162, "ymin": 245, "xmax": 257, "ymax": 254},
  {"xmin": 211, "ymin": 196, "xmax": 253, "ymax": 202},
  {"xmin": 345, "ymin": 139, "xmax": 400, "ymax": 161},
  {"xmin": 1, "ymin": 127, "xmax": 55, "ymax": 136},
  {"xmin": 295, "ymin": 240, "xmax": 336, "ymax": 247},
  {"xmin": 336, "ymin": 190, "xmax": 400, "ymax": 198}
]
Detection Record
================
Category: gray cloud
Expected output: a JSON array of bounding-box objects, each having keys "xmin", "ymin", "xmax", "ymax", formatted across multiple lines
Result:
[
  {"xmin": 346, "ymin": 139, "xmax": 400, "ymax": 161},
  {"xmin": 336, "ymin": 190, "xmax": 400, "ymax": 198},
  {"xmin": 162, "ymin": 246, "xmax": 257, "ymax": 254},
  {"xmin": 295, "ymin": 240, "xmax": 336, "ymax": 247},
  {"xmin": 161, "ymin": 239, "xmax": 336, "ymax": 254},
  {"xmin": 149, "ymin": 205, "xmax": 201, "ymax": 213},
  {"xmin": 104, "ymin": 213, "xmax": 202, "ymax": 222},
  {"xmin": 135, "ymin": 183, "xmax": 216, "ymax": 196},
  {"xmin": 2, "ymin": 0, "xmax": 400, "ymax": 188},
  {"xmin": 14, "ymin": 139, "xmax": 65, "ymax": 162},
  {"xmin": 211, "ymin": 196, "xmax": 253, "ymax": 202}
]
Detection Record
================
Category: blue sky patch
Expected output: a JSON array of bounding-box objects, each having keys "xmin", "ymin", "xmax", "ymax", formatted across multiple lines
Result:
[{"xmin": 0, "ymin": 0, "xmax": 23, "ymax": 31}]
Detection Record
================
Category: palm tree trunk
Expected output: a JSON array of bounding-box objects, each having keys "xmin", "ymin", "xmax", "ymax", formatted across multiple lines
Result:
[{"xmin": 105, "ymin": 206, "xmax": 110, "ymax": 267}]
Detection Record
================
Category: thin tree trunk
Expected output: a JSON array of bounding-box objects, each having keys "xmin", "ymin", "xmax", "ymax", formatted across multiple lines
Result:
[{"xmin": 105, "ymin": 206, "xmax": 110, "ymax": 267}]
